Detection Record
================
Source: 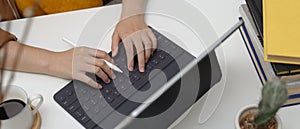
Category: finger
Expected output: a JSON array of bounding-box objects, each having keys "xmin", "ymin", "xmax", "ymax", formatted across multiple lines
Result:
[
  {"xmin": 147, "ymin": 29, "xmax": 157, "ymax": 53},
  {"xmin": 141, "ymin": 33, "xmax": 152, "ymax": 63},
  {"xmin": 95, "ymin": 59, "xmax": 116, "ymax": 79},
  {"xmin": 112, "ymin": 30, "xmax": 121, "ymax": 57},
  {"xmin": 94, "ymin": 66, "xmax": 111, "ymax": 84},
  {"xmin": 132, "ymin": 36, "xmax": 145, "ymax": 72},
  {"xmin": 84, "ymin": 65, "xmax": 110, "ymax": 83},
  {"xmin": 95, "ymin": 50, "xmax": 114, "ymax": 63},
  {"xmin": 85, "ymin": 52, "xmax": 113, "ymax": 67},
  {"xmin": 79, "ymin": 75, "xmax": 102, "ymax": 89},
  {"xmin": 84, "ymin": 47, "xmax": 113, "ymax": 63},
  {"xmin": 123, "ymin": 38, "xmax": 135, "ymax": 71}
]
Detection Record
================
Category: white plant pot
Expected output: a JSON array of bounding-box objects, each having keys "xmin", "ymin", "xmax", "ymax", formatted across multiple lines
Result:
[{"xmin": 235, "ymin": 105, "xmax": 282, "ymax": 129}]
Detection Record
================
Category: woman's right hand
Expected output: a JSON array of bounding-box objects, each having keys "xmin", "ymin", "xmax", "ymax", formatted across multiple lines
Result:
[
  {"xmin": 1, "ymin": 40, "xmax": 114, "ymax": 89},
  {"xmin": 50, "ymin": 47, "xmax": 116, "ymax": 89}
]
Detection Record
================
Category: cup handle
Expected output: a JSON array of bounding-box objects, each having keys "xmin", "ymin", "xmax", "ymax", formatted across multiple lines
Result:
[{"xmin": 28, "ymin": 94, "xmax": 44, "ymax": 114}]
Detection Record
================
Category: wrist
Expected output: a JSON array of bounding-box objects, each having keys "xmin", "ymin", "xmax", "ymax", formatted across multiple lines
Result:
[
  {"xmin": 121, "ymin": 10, "xmax": 145, "ymax": 21},
  {"xmin": 119, "ymin": 14, "xmax": 145, "ymax": 23},
  {"xmin": 43, "ymin": 51, "xmax": 59, "ymax": 76},
  {"xmin": 46, "ymin": 51, "xmax": 72, "ymax": 79},
  {"xmin": 120, "ymin": 0, "xmax": 147, "ymax": 20}
]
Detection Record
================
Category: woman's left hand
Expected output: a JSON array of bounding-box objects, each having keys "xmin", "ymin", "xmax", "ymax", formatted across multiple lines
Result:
[{"xmin": 111, "ymin": 14, "xmax": 157, "ymax": 72}]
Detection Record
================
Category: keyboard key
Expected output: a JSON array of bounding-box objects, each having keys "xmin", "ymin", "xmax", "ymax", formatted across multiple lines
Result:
[
  {"xmin": 93, "ymin": 108, "xmax": 101, "ymax": 114},
  {"xmin": 151, "ymin": 59, "xmax": 159, "ymax": 65},
  {"xmin": 113, "ymin": 91, "xmax": 120, "ymax": 97},
  {"xmin": 170, "ymin": 47, "xmax": 184, "ymax": 58},
  {"xmin": 85, "ymin": 101, "xmax": 103, "ymax": 115},
  {"xmin": 68, "ymin": 105, "xmax": 77, "ymax": 112},
  {"xmin": 81, "ymin": 88, "xmax": 88, "ymax": 94},
  {"xmin": 84, "ymin": 97, "xmax": 101, "ymax": 111},
  {"xmin": 90, "ymin": 98, "xmax": 98, "ymax": 105},
  {"xmin": 111, "ymin": 85, "xmax": 117, "ymax": 89},
  {"xmin": 146, "ymin": 65, "xmax": 153, "ymax": 70},
  {"xmin": 121, "ymin": 58, "xmax": 126, "ymax": 63},
  {"xmin": 100, "ymin": 101, "xmax": 107, "ymax": 108},
  {"xmin": 120, "ymin": 85, "xmax": 128, "ymax": 91},
  {"xmin": 130, "ymin": 75, "xmax": 140, "ymax": 82},
  {"xmin": 80, "ymin": 115, "xmax": 89, "ymax": 124},
  {"xmin": 76, "ymin": 88, "xmax": 88, "ymax": 98},
  {"xmin": 65, "ymin": 90, "xmax": 73, "ymax": 96},
  {"xmin": 99, "ymin": 94, "xmax": 103, "ymax": 99},
  {"xmin": 62, "ymin": 98, "xmax": 75, "ymax": 107},
  {"xmin": 134, "ymin": 75, "xmax": 140, "ymax": 80},
  {"xmin": 82, "ymin": 105, "xmax": 89, "ymax": 112},
  {"xmin": 84, "ymin": 120, "xmax": 97, "ymax": 129},
  {"xmin": 68, "ymin": 101, "xmax": 80, "ymax": 113},
  {"xmin": 73, "ymin": 109, "xmax": 83, "ymax": 118},
  {"xmin": 169, "ymin": 43, "xmax": 177, "ymax": 50},
  {"xmin": 157, "ymin": 35, "xmax": 162, "ymax": 40},
  {"xmin": 78, "ymin": 95, "xmax": 90, "ymax": 102},
  {"xmin": 90, "ymin": 90, "xmax": 100, "ymax": 97},
  {"xmin": 106, "ymin": 96, "xmax": 114, "ymax": 103},
  {"xmin": 117, "ymin": 78, "xmax": 123, "ymax": 83},
  {"xmin": 58, "ymin": 96, "xmax": 66, "ymax": 102},
  {"xmin": 161, "ymin": 40, "xmax": 170, "ymax": 48},
  {"xmin": 158, "ymin": 54, "xmax": 165, "ymax": 60},
  {"xmin": 103, "ymin": 89, "xmax": 111, "ymax": 95}
]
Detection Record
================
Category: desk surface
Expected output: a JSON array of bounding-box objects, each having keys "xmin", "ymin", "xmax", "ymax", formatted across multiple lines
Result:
[{"xmin": 1, "ymin": 0, "xmax": 300, "ymax": 129}]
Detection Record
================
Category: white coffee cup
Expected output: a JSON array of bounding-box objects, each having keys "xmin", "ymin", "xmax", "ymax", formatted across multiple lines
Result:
[{"xmin": 1, "ymin": 86, "xmax": 43, "ymax": 129}]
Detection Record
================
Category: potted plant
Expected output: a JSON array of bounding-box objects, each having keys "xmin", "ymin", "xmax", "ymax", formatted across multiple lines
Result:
[{"xmin": 235, "ymin": 78, "xmax": 288, "ymax": 129}]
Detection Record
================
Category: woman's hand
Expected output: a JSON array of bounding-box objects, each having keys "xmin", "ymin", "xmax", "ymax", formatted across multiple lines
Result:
[
  {"xmin": 51, "ymin": 47, "xmax": 116, "ymax": 89},
  {"xmin": 2, "ymin": 41, "xmax": 115, "ymax": 89},
  {"xmin": 111, "ymin": 14, "xmax": 157, "ymax": 72}
]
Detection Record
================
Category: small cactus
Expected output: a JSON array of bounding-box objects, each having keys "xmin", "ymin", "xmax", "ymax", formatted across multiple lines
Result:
[{"xmin": 254, "ymin": 78, "xmax": 288, "ymax": 127}]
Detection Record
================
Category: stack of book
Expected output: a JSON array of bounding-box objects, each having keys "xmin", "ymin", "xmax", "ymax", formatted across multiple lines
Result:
[{"xmin": 239, "ymin": 4, "xmax": 300, "ymax": 107}]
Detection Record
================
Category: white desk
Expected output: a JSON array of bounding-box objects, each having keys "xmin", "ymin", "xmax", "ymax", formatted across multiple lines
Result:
[{"xmin": 1, "ymin": 0, "xmax": 299, "ymax": 129}]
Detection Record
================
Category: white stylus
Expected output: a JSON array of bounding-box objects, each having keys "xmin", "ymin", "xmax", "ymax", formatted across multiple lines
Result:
[{"xmin": 62, "ymin": 37, "xmax": 123, "ymax": 73}]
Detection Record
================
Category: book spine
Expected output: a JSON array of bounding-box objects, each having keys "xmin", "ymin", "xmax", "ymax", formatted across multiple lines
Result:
[
  {"xmin": 239, "ymin": 6, "xmax": 277, "ymax": 80},
  {"xmin": 239, "ymin": 23, "xmax": 266, "ymax": 84}
]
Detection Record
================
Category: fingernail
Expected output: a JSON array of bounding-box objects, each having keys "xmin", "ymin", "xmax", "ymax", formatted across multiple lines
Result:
[
  {"xmin": 112, "ymin": 74, "xmax": 116, "ymax": 79},
  {"xmin": 106, "ymin": 79, "xmax": 111, "ymax": 83},
  {"xmin": 112, "ymin": 48, "xmax": 118, "ymax": 57},
  {"xmin": 129, "ymin": 66, "xmax": 134, "ymax": 71},
  {"xmin": 112, "ymin": 51, "xmax": 116, "ymax": 57},
  {"xmin": 140, "ymin": 67, "xmax": 145, "ymax": 72},
  {"xmin": 98, "ymin": 84, "xmax": 102, "ymax": 89}
]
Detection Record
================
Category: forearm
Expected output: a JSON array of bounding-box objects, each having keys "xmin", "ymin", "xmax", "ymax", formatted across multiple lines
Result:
[
  {"xmin": 121, "ymin": 0, "xmax": 147, "ymax": 19},
  {"xmin": 2, "ymin": 41, "xmax": 63, "ymax": 77}
]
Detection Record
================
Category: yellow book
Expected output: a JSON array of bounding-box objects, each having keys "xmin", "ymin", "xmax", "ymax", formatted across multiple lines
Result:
[{"xmin": 263, "ymin": 0, "xmax": 300, "ymax": 65}]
